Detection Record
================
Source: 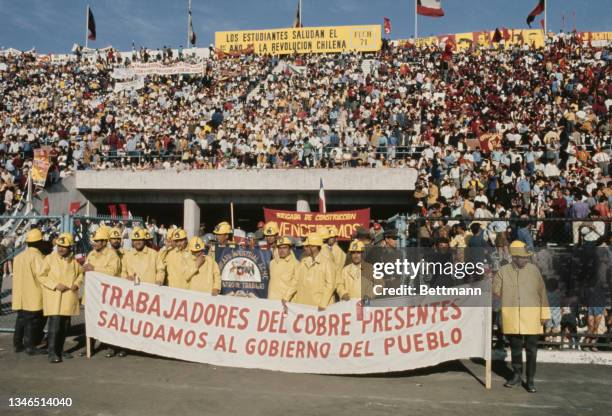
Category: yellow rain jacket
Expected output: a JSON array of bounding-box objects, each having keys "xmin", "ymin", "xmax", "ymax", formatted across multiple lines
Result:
[
  {"xmin": 11, "ymin": 247, "xmax": 45, "ymax": 311},
  {"xmin": 38, "ymin": 252, "xmax": 84, "ymax": 316},
  {"xmin": 121, "ymin": 246, "xmax": 165, "ymax": 285},
  {"xmin": 268, "ymin": 253, "xmax": 299, "ymax": 301},
  {"xmin": 290, "ymin": 253, "xmax": 335, "ymax": 309},
  {"xmin": 184, "ymin": 254, "xmax": 221, "ymax": 294}
]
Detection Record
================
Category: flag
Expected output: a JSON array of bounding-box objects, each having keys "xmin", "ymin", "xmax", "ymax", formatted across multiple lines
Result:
[
  {"xmin": 318, "ymin": 179, "xmax": 326, "ymax": 213},
  {"xmin": 87, "ymin": 7, "xmax": 96, "ymax": 41},
  {"xmin": 417, "ymin": 0, "xmax": 444, "ymax": 17},
  {"xmin": 188, "ymin": 1, "xmax": 196, "ymax": 46},
  {"xmin": 69, "ymin": 201, "xmax": 81, "ymax": 215},
  {"xmin": 540, "ymin": 19, "xmax": 545, "ymax": 31},
  {"xmin": 119, "ymin": 203, "xmax": 129, "ymax": 219},
  {"xmin": 293, "ymin": 0, "xmax": 302, "ymax": 28},
  {"xmin": 492, "ymin": 28, "xmax": 502, "ymax": 43},
  {"xmin": 383, "ymin": 17, "xmax": 391, "ymax": 35},
  {"xmin": 526, "ymin": 0, "xmax": 545, "ymax": 28},
  {"xmin": 43, "ymin": 197, "xmax": 49, "ymax": 215},
  {"xmin": 108, "ymin": 204, "xmax": 117, "ymax": 218}
]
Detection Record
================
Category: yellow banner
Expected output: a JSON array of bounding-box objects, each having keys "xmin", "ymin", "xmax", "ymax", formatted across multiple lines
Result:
[{"xmin": 215, "ymin": 25, "xmax": 382, "ymax": 55}]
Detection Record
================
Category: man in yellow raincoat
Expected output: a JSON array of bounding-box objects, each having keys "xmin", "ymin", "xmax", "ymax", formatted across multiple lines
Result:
[
  {"xmin": 12, "ymin": 228, "xmax": 46, "ymax": 355},
  {"xmin": 268, "ymin": 237, "xmax": 299, "ymax": 301},
  {"xmin": 337, "ymin": 240, "xmax": 375, "ymax": 301},
  {"xmin": 108, "ymin": 227, "xmax": 126, "ymax": 261},
  {"xmin": 121, "ymin": 228, "xmax": 165, "ymax": 285},
  {"xmin": 165, "ymin": 228, "xmax": 190, "ymax": 288},
  {"xmin": 493, "ymin": 240, "xmax": 550, "ymax": 393},
  {"xmin": 262, "ymin": 221, "xmax": 280, "ymax": 259},
  {"xmin": 184, "ymin": 237, "xmax": 221, "ymax": 294},
  {"xmin": 37, "ymin": 233, "xmax": 83, "ymax": 363},
  {"xmin": 288, "ymin": 233, "xmax": 335, "ymax": 311}
]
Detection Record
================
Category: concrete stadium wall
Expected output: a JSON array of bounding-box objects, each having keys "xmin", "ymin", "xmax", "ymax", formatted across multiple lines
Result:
[{"xmin": 32, "ymin": 175, "xmax": 96, "ymax": 216}]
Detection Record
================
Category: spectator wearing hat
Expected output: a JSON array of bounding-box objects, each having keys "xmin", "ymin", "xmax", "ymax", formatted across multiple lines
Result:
[
  {"xmin": 337, "ymin": 240, "xmax": 375, "ymax": 301},
  {"xmin": 12, "ymin": 228, "xmax": 46, "ymax": 355},
  {"xmin": 121, "ymin": 228, "xmax": 165, "ymax": 286},
  {"xmin": 493, "ymin": 240, "xmax": 550, "ymax": 393},
  {"xmin": 268, "ymin": 236, "xmax": 299, "ymax": 302},
  {"xmin": 165, "ymin": 228, "xmax": 190, "ymax": 289},
  {"xmin": 184, "ymin": 237, "xmax": 221, "ymax": 295},
  {"xmin": 288, "ymin": 233, "xmax": 335, "ymax": 311},
  {"xmin": 37, "ymin": 233, "xmax": 83, "ymax": 363}
]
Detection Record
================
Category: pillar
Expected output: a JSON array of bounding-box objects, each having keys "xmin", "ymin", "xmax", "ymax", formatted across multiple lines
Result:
[{"xmin": 183, "ymin": 198, "xmax": 200, "ymax": 238}]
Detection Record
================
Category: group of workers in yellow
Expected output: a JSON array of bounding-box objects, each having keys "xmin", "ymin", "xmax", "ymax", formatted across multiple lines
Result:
[{"xmin": 11, "ymin": 220, "xmax": 371, "ymax": 363}]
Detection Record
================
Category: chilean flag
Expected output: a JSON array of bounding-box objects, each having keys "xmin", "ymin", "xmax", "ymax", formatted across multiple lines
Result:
[
  {"xmin": 417, "ymin": 0, "xmax": 444, "ymax": 17},
  {"xmin": 318, "ymin": 178, "xmax": 326, "ymax": 213}
]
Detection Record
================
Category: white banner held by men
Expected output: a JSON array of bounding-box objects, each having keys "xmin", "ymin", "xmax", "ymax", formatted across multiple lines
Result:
[
  {"xmin": 85, "ymin": 272, "xmax": 489, "ymax": 374},
  {"xmin": 130, "ymin": 62, "xmax": 205, "ymax": 76}
]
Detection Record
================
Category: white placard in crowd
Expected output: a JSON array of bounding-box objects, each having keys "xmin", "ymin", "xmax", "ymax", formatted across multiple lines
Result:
[
  {"xmin": 114, "ymin": 77, "xmax": 145, "ymax": 93},
  {"xmin": 85, "ymin": 272, "xmax": 489, "ymax": 374},
  {"xmin": 130, "ymin": 62, "xmax": 205, "ymax": 76}
]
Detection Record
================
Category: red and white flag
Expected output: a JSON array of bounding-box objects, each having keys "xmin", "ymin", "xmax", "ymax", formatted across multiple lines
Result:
[
  {"xmin": 383, "ymin": 17, "xmax": 391, "ymax": 35},
  {"xmin": 417, "ymin": 0, "xmax": 444, "ymax": 17},
  {"xmin": 318, "ymin": 178, "xmax": 326, "ymax": 213},
  {"xmin": 526, "ymin": 0, "xmax": 545, "ymax": 28}
]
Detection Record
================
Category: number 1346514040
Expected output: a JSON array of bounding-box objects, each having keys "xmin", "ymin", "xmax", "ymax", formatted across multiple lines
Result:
[{"xmin": 8, "ymin": 397, "xmax": 73, "ymax": 407}]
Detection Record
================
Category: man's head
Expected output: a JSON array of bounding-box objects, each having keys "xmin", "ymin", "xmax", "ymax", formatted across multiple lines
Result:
[
  {"xmin": 326, "ymin": 226, "xmax": 338, "ymax": 246},
  {"xmin": 348, "ymin": 240, "xmax": 365, "ymax": 265},
  {"xmin": 171, "ymin": 228, "xmax": 188, "ymax": 250},
  {"xmin": 383, "ymin": 229, "xmax": 398, "ymax": 248},
  {"xmin": 92, "ymin": 227, "xmax": 110, "ymax": 252},
  {"xmin": 509, "ymin": 240, "xmax": 531, "ymax": 268},
  {"xmin": 263, "ymin": 221, "xmax": 279, "ymax": 246},
  {"xmin": 188, "ymin": 237, "xmax": 205, "ymax": 255},
  {"xmin": 304, "ymin": 233, "xmax": 322, "ymax": 256},
  {"xmin": 276, "ymin": 236, "xmax": 293, "ymax": 259},
  {"xmin": 55, "ymin": 232, "xmax": 74, "ymax": 258},
  {"xmin": 213, "ymin": 221, "xmax": 233, "ymax": 245},
  {"xmin": 130, "ymin": 228, "xmax": 147, "ymax": 251},
  {"xmin": 109, "ymin": 227, "xmax": 123, "ymax": 250}
]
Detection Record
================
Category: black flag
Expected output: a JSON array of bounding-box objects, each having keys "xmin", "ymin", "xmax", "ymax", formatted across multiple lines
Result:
[{"xmin": 88, "ymin": 7, "xmax": 96, "ymax": 41}]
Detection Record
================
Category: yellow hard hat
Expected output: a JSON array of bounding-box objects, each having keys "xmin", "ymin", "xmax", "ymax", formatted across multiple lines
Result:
[
  {"xmin": 276, "ymin": 236, "xmax": 293, "ymax": 247},
  {"xmin": 144, "ymin": 230, "xmax": 153, "ymax": 240},
  {"xmin": 109, "ymin": 228, "xmax": 122, "ymax": 240},
  {"xmin": 170, "ymin": 228, "xmax": 187, "ymax": 241},
  {"xmin": 25, "ymin": 228, "xmax": 43, "ymax": 243},
  {"xmin": 130, "ymin": 228, "xmax": 146, "ymax": 241},
  {"xmin": 213, "ymin": 221, "xmax": 233, "ymax": 235},
  {"xmin": 326, "ymin": 226, "xmax": 338, "ymax": 238},
  {"xmin": 348, "ymin": 240, "xmax": 365, "ymax": 252},
  {"xmin": 509, "ymin": 240, "xmax": 531, "ymax": 257},
  {"xmin": 188, "ymin": 237, "xmax": 205, "ymax": 252},
  {"xmin": 304, "ymin": 232, "xmax": 323, "ymax": 247},
  {"xmin": 56, "ymin": 232, "xmax": 74, "ymax": 247},
  {"xmin": 92, "ymin": 227, "xmax": 110, "ymax": 241},
  {"xmin": 263, "ymin": 221, "xmax": 279, "ymax": 236},
  {"xmin": 317, "ymin": 226, "xmax": 330, "ymax": 240}
]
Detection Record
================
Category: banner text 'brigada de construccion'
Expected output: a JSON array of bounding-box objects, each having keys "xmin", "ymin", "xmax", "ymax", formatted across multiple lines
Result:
[{"xmin": 215, "ymin": 25, "xmax": 382, "ymax": 55}]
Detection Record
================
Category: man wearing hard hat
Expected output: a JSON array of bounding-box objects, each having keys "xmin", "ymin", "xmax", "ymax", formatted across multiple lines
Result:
[
  {"xmin": 165, "ymin": 228, "xmax": 190, "ymax": 289},
  {"xmin": 12, "ymin": 228, "xmax": 46, "ymax": 355},
  {"xmin": 37, "ymin": 233, "xmax": 83, "ymax": 363},
  {"xmin": 157, "ymin": 229, "xmax": 176, "ymax": 263},
  {"xmin": 337, "ymin": 240, "xmax": 375, "ymax": 301},
  {"xmin": 268, "ymin": 236, "xmax": 299, "ymax": 301},
  {"xmin": 288, "ymin": 233, "xmax": 335, "ymax": 311},
  {"xmin": 83, "ymin": 227, "xmax": 121, "ymax": 278},
  {"xmin": 121, "ymin": 228, "xmax": 165, "ymax": 286},
  {"xmin": 493, "ymin": 240, "xmax": 550, "ymax": 393},
  {"xmin": 108, "ymin": 227, "xmax": 126, "ymax": 261},
  {"xmin": 262, "ymin": 221, "xmax": 280, "ymax": 258},
  {"xmin": 184, "ymin": 237, "xmax": 221, "ymax": 295}
]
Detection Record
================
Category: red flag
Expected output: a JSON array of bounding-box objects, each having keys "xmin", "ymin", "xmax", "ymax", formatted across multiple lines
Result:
[
  {"xmin": 43, "ymin": 197, "xmax": 49, "ymax": 215},
  {"xmin": 69, "ymin": 201, "xmax": 81, "ymax": 215},
  {"xmin": 526, "ymin": 0, "xmax": 545, "ymax": 28},
  {"xmin": 383, "ymin": 17, "xmax": 391, "ymax": 35},
  {"xmin": 119, "ymin": 203, "xmax": 129, "ymax": 219},
  {"xmin": 108, "ymin": 204, "xmax": 117, "ymax": 218},
  {"xmin": 492, "ymin": 28, "xmax": 502, "ymax": 43}
]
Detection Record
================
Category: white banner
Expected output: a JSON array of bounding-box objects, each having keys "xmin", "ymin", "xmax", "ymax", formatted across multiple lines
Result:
[
  {"xmin": 130, "ymin": 62, "xmax": 205, "ymax": 76},
  {"xmin": 114, "ymin": 77, "xmax": 145, "ymax": 93},
  {"xmin": 85, "ymin": 272, "xmax": 489, "ymax": 374},
  {"xmin": 111, "ymin": 67, "xmax": 136, "ymax": 80}
]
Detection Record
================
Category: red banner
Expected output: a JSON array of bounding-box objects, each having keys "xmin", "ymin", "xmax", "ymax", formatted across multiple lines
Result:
[
  {"xmin": 108, "ymin": 204, "xmax": 117, "ymax": 218},
  {"xmin": 69, "ymin": 201, "xmax": 81, "ymax": 215},
  {"xmin": 43, "ymin": 197, "xmax": 49, "ymax": 215},
  {"xmin": 263, "ymin": 208, "xmax": 370, "ymax": 241},
  {"xmin": 119, "ymin": 203, "xmax": 129, "ymax": 219}
]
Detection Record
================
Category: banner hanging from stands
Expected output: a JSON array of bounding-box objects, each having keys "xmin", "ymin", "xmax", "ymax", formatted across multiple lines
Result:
[
  {"xmin": 85, "ymin": 272, "xmax": 490, "ymax": 375},
  {"xmin": 31, "ymin": 148, "xmax": 51, "ymax": 187},
  {"xmin": 215, "ymin": 25, "xmax": 382, "ymax": 55},
  {"xmin": 263, "ymin": 208, "xmax": 370, "ymax": 241}
]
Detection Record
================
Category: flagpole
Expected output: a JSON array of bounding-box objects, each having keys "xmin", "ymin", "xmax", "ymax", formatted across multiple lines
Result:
[
  {"xmin": 300, "ymin": 0, "xmax": 302, "ymax": 26},
  {"xmin": 544, "ymin": 0, "xmax": 547, "ymax": 37},
  {"xmin": 414, "ymin": 0, "xmax": 418, "ymax": 39},
  {"xmin": 85, "ymin": 4, "xmax": 89, "ymax": 49},
  {"xmin": 187, "ymin": 0, "xmax": 191, "ymax": 48}
]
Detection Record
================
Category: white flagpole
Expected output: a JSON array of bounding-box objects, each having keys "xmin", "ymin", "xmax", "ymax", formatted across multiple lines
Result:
[
  {"xmin": 85, "ymin": 4, "xmax": 89, "ymax": 49},
  {"xmin": 544, "ymin": 0, "xmax": 548, "ymax": 37},
  {"xmin": 300, "ymin": 0, "xmax": 302, "ymax": 27},
  {"xmin": 414, "ymin": 0, "xmax": 418, "ymax": 39}
]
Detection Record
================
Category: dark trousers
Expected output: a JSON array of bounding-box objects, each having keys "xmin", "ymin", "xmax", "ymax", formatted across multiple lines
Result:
[
  {"xmin": 47, "ymin": 316, "xmax": 71, "ymax": 358},
  {"xmin": 13, "ymin": 310, "xmax": 46, "ymax": 350},
  {"xmin": 507, "ymin": 334, "xmax": 539, "ymax": 381}
]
